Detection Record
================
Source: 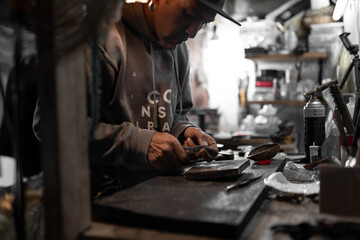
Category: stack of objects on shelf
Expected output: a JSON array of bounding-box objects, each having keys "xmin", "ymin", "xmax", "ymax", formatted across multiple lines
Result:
[{"xmin": 308, "ymin": 22, "xmax": 344, "ymax": 53}]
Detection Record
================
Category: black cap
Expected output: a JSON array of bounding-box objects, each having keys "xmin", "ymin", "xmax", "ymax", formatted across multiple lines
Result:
[{"xmin": 197, "ymin": 0, "xmax": 241, "ymax": 26}]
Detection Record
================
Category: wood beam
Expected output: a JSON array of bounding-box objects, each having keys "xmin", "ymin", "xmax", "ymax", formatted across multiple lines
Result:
[{"xmin": 37, "ymin": 0, "xmax": 91, "ymax": 239}]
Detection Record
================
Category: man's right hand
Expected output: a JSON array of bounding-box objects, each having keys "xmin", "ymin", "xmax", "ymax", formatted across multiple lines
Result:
[{"xmin": 148, "ymin": 132, "xmax": 190, "ymax": 172}]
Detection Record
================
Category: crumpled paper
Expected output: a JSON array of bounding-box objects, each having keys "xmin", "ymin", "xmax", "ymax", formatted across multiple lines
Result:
[
  {"xmin": 264, "ymin": 172, "xmax": 320, "ymax": 195},
  {"xmin": 282, "ymin": 161, "xmax": 317, "ymax": 182}
]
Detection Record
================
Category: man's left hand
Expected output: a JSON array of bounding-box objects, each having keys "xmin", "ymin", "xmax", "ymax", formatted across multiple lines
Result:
[{"xmin": 182, "ymin": 127, "xmax": 218, "ymax": 161}]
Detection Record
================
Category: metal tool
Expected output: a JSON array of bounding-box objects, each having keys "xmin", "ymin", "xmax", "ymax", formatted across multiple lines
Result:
[
  {"xmin": 225, "ymin": 173, "xmax": 264, "ymax": 192},
  {"xmin": 183, "ymin": 145, "xmax": 210, "ymax": 155}
]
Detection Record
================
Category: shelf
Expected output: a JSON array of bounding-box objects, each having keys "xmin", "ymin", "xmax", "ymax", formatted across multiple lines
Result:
[
  {"xmin": 247, "ymin": 100, "xmax": 307, "ymax": 106},
  {"xmin": 245, "ymin": 52, "xmax": 328, "ymax": 62}
]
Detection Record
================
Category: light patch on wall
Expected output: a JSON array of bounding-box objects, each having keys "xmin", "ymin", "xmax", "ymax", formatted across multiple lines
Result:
[{"xmin": 204, "ymin": 19, "xmax": 254, "ymax": 132}]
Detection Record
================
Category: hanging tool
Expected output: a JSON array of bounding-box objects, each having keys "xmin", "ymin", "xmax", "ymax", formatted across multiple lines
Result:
[{"xmin": 225, "ymin": 173, "xmax": 264, "ymax": 192}]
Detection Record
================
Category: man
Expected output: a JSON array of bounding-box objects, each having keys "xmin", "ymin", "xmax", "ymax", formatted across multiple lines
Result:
[
  {"xmin": 89, "ymin": 0, "xmax": 242, "ymax": 192},
  {"xmin": 35, "ymin": 0, "xmax": 241, "ymax": 193}
]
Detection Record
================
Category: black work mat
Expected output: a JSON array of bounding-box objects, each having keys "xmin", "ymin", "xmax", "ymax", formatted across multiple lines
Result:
[{"xmin": 93, "ymin": 159, "xmax": 286, "ymax": 238}]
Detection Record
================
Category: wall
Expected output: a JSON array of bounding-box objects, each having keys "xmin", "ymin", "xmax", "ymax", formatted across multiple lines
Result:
[
  {"xmin": 203, "ymin": 19, "xmax": 250, "ymax": 132},
  {"xmin": 188, "ymin": 16, "xmax": 249, "ymax": 133},
  {"xmin": 191, "ymin": 1, "xmax": 360, "ymax": 147}
]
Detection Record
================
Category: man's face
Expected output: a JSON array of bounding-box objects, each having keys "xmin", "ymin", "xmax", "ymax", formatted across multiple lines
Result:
[{"xmin": 153, "ymin": 0, "xmax": 217, "ymax": 49}]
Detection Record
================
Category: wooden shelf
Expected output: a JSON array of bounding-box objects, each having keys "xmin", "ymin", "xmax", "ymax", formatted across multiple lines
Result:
[
  {"xmin": 247, "ymin": 100, "xmax": 307, "ymax": 106},
  {"xmin": 245, "ymin": 52, "xmax": 327, "ymax": 62}
]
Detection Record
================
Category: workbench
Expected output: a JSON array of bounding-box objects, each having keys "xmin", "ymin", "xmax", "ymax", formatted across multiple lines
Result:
[
  {"xmin": 84, "ymin": 197, "xmax": 321, "ymax": 240},
  {"xmin": 214, "ymin": 136, "xmax": 296, "ymax": 153},
  {"xmin": 83, "ymin": 157, "xmax": 360, "ymax": 240},
  {"xmin": 84, "ymin": 159, "xmax": 289, "ymax": 239}
]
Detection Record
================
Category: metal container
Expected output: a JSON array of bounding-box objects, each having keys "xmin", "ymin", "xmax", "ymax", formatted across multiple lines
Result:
[{"xmin": 304, "ymin": 97, "xmax": 325, "ymax": 162}]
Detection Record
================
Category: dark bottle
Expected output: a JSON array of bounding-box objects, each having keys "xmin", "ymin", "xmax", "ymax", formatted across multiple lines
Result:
[{"xmin": 304, "ymin": 95, "xmax": 325, "ymax": 162}]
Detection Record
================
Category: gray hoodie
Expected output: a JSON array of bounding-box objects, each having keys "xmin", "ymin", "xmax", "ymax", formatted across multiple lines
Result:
[
  {"xmin": 87, "ymin": 3, "xmax": 195, "ymax": 168},
  {"xmin": 32, "ymin": 3, "xmax": 196, "ymax": 189},
  {"xmin": 33, "ymin": 3, "xmax": 195, "ymax": 170}
]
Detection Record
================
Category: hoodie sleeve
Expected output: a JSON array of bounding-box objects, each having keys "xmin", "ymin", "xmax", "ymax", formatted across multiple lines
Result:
[
  {"xmin": 88, "ymin": 118, "xmax": 155, "ymax": 166},
  {"xmin": 171, "ymin": 43, "xmax": 196, "ymax": 139},
  {"xmin": 32, "ymin": 97, "xmax": 155, "ymax": 166},
  {"xmin": 88, "ymin": 39, "xmax": 156, "ymax": 166}
]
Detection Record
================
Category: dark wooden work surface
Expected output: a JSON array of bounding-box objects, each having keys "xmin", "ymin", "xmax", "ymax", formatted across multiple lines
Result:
[
  {"xmin": 215, "ymin": 137, "xmax": 296, "ymax": 153},
  {"xmin": 215, "ymin": 137, "xmax": 270, "ymax": 150},
  {"xmin": 242, "ymin": 197, "xmax": 360, "ymax": 239},
  {"xmin": 241, "ymin": 197, "xmax": 319, "ymax": 239},
  {"xmin": 92, "ymin": 159, "xmax": 286, "ymax": 239},
  {"xmin": 85, "ymin": 196, "xmax": 360, "ymax": 240},
  {"xmin": 84, "ymin": 159, "xmax": 360, "ymax": 240}
]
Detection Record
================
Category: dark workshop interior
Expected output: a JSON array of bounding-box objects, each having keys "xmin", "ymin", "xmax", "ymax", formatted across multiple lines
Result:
[{"xmin": 1, "ymin": 0, "xmax": 360, "ymax": 239}]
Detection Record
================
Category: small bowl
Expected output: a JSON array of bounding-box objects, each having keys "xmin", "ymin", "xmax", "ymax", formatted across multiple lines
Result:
[{"xmin": 248, "ymin": 143, "xmax": 280, "ymax": 161}]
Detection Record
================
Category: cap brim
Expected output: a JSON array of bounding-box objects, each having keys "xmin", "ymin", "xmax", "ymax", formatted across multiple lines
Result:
[{"xmin": 197, "ymin": 0, "xmax": 241, "ymax": 26}]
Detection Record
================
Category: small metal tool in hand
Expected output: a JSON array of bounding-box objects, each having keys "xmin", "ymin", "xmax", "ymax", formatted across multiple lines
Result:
[
  {"xmin": 225, "ymin": 173, "xmax": 264, "ymax": 192},
  {"xmin": 183, "ymin": 145, "xmax": 210, "ymax": 155}
]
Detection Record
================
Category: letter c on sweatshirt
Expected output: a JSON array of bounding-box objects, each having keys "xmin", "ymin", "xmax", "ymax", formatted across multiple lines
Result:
[
  {"xmin": 147, "ymin": 90, "xmax": 160, "ymax": 104},
  {"xmin": 164, "ymin": 89, "xmax": 171, "ymax": 103}
]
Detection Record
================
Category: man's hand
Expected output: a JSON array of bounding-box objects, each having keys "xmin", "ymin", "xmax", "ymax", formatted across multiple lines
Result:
[
  {"xmin": 148, "ymin": 132, "xmax": 190, "ymax": 172},
  {"xmin": 183, "ymin": 127, "xmax": 218, "ymax": 161}
]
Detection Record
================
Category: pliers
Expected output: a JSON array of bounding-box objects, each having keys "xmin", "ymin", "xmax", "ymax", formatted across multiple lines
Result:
[{"xmin": 183, "ymin": 145, "xmax": 210, "ymax": 155}]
